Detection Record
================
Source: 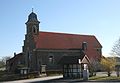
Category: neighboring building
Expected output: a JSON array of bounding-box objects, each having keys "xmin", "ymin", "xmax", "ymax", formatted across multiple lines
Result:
[
  {"xmin": 59, "ymin": 51, "xmax": 90, "ymax": 78},
  {"xmin": 7, "ymin": 11, "xmax": 102, "ymax": 76},
  {"xmin": 6, "ymin": 53, "xmax": 23, "ymax": 73}
]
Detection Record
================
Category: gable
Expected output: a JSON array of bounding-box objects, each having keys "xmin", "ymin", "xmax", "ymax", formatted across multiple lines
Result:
[{"xmin": 81, "ymin": 55, "xmax": 90, "ymax": 64}]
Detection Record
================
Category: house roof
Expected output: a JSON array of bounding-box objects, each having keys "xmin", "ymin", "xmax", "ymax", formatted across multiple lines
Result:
[
  {"xmin": 59, "ymin": 54, "xmax": 90, "ymax": 64},
  {"xmin": 7, "ymin": 53, "xmax": 23, "ymax": 64},
  {"xmin": 59, "ymin": 55, "xmax": 84, "ymax": 64},
  {"xmin": 34, "ymin": 31, "xmax": 102, "ymax": 49}
]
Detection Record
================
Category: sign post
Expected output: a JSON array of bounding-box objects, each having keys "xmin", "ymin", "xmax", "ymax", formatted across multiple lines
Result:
[{"xmin": 83, "ymin": 64, "xmax": 89, "ymax": 80}]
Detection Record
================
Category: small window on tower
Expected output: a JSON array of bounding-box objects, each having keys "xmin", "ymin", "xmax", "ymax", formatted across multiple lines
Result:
[
  {"xmin": 32, "ymin": 25, "xmax": 37, "ymax": 34},
  {"xmin": 33, "ymin": 28, "xmax": 36, "ymax": 33}
]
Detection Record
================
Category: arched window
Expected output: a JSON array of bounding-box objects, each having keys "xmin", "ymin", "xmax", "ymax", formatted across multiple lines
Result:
[
  {"xmin": 48, "ymin": 53, "xmax": 54, "ymax": 64},
  {"xmin": 32, "ymin": 25, "xmax": 37, "ymax": 34},
  {"xmin": 27, "ymin": 51, "xmax": 31, "ymax": 67}
]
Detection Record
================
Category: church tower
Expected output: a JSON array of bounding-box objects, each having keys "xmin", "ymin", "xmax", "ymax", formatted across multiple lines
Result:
[
  {"xmin": 25, "ymin": 11, "xmax": 40, "ymax": 35},
  {"xmin": 23, "ymin": 11, "xmax": 40, "ymax": 70}
]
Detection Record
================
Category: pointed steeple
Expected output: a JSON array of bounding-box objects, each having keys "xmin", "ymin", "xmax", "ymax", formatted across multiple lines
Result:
[{"xmin": 32, "ymin": 8, "xmax": 34, "ymax": 12}]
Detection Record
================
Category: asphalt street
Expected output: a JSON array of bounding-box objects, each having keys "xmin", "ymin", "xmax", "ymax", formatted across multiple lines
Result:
[{"xmin": 2, "ymin": 72, "xmax": 120, "ymax": 83}]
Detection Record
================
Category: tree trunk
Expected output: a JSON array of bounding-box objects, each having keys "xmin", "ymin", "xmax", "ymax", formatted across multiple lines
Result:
[{"xmin": 108, "ymin": 71, "xmax": 111, "ymax": 77}]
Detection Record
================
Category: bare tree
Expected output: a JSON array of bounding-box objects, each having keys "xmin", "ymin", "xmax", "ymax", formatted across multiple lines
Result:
[
  {"xmin": 112, "ymin": 38, "xmax": 120, "ymax": 56},
  {"xmin": 0, "ymin": 60, "xmax": 5, "ymax": 68},
  {"xmin": 2, "ymin": 56, "xmax": 11, "ymax": 64},
  {"xmin": 90, "ymin": 59, "xmax": 101, "ymax": 76},
  {"xmin": 0, "ymin": 56, "xmax": 11, "ymax": 68}
]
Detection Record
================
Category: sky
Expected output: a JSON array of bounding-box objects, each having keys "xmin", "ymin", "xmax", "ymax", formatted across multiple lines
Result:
[{"xmin": 0, "ymin": 0, "xmax": 120, "ymax": 58}]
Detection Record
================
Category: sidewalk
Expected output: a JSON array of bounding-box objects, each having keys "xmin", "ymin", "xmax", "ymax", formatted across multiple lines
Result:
[
  {"xmin": 96, "ymin": 71, "xmax": 117, "ymax": 77},
  {"xmin": 2, "ymin": 75, "xmax": 63, "ymax": 83}
]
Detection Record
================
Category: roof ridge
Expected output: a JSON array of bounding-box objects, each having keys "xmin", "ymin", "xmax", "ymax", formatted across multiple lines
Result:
[{"xmin": 39, "ymin": 31, "xmax": 95, "ymax": 37}]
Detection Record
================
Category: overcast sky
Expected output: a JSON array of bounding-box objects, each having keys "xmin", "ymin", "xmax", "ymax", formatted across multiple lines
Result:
[{"xmin": 0, "ymin": 0, "xmax": 120, "ymax": 58}]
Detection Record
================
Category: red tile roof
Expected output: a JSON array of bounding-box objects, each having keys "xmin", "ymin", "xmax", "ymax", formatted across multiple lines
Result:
[
  {"xmin": 33, "ymin": 31, "xmax": 102, "ymax": 60},
  {"xmin": 34, "ymin": 31, "xmax": 102, "ymax": 49}
]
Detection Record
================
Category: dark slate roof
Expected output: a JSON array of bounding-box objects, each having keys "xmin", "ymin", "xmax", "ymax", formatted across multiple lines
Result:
[
  {"xmin": 26, "ymin": 12, "xmax": 40, "ymax": 23},
  {"xmin": 7, "ymin": 53, "xmax": 23, "ymax": 64},
  {"xmin": 58, "ymin": 50, "xmax": 86, "ymax": 64},
  {"xmin": 59, "ymin": 55, "xmax": 84, "ymax": 64}
]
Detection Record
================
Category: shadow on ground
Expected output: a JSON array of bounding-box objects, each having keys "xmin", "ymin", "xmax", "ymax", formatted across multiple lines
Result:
[
  {"xmin": 30, "ymin": 78, "xmax": 120, "ymax": 83},
  {"xmin": 30, "ymin": 78, "xmax": 84, "ymax": 83}
]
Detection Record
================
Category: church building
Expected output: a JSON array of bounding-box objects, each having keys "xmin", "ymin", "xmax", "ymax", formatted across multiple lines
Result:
[{"xmin": 7, "ymin": 11, "xmax": 102, "ymax": 77}]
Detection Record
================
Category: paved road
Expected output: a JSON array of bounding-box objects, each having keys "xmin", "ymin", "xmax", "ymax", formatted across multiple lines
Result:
[
  {"xmin": 2, "ymin": 75, "xmax": 63, "ymax": 83},
  {"xmin": 2, "ymin": 72, "xmax": 120, "ymax": 83}
]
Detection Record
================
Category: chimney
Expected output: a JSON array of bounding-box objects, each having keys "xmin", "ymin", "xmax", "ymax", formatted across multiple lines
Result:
[
  {"xmin": 82, "ymin": 42, "xmax": 87, "ymax": 51},
  {"xmin": 14, "ymin": 52, "xmax": 16, "ymax": 56}
]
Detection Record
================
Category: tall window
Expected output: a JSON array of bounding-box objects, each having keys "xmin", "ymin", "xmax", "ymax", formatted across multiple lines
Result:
[
  {"xmin": 28, "ymin": 51, "xmax": 31, "ymax": 61},
  {"xmin": 32, "ymin": 25, "xmax": 37, "ymax": 34},
  {"xmin": 27, "ymin": 51, "xmax": 30, "ymax": 67}
]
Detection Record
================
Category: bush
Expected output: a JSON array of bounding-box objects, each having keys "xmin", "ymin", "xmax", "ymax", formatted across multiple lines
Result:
[
  {"xmin": 28, "ymin": 71, "xmax": 40, "ymax": 78},
  {"xmin": 46, "ymin": 70, "xmax": 62, "ymax": 76}
]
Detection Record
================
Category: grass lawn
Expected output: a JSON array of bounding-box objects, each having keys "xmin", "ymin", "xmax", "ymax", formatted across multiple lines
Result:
[{"xmin": 89, "ymin": 76, "xmax": 120, "ymax": 81}]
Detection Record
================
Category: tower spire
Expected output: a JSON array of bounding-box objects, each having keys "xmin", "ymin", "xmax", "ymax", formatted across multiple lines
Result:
[{"xmin": 32, "ymin": 8, "xmax": 34, "ymax": 12}]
